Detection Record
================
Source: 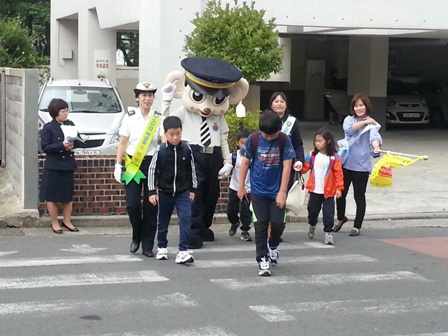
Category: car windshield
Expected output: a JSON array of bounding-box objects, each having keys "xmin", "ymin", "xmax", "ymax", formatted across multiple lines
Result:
[
  {"xmin": 39, "ymin": 86, "xmax": 122, "ymax": 113},
  {"xmin": 387, "ymin": 81, "xmax": 416, "ymax": 95}
]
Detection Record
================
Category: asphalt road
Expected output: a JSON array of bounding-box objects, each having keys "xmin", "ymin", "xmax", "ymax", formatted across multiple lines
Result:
[{"xmin": 1, "ymin": 225, "xmax": 448, "ymax": 336}]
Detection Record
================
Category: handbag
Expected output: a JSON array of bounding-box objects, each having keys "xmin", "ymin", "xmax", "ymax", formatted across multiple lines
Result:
[{"xmin": 286, "ymin": 172, "xmax": 306, "ymax": 216}]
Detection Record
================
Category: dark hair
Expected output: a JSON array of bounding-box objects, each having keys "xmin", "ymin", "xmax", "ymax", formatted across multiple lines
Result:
[
  {"xmin": 259, "ymin": 109, "xmax": 282, "ymax": 135},
  {"xmin": 312, "ymin": 128, "xmax": 338, "ymax": 156},
  {"xmin": 269, "ymin": 91, "xmax": 288, "ymax": 108},
  {"xmin": 163, "ymin": 115, "xmax": 182, "ymax": 131},
  {"xmin": 48, "ymin": 98, "xmax": 68, "ymax": 119},
  {"xmin": 350, "ymin": 93, "xmax": 372, "ymax": 116},
  {"xmin": 236, "ymin": 129, "xmax": 250, "ymax": 142}
]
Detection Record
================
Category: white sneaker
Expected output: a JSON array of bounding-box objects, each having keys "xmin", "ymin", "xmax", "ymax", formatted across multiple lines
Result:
[
  {"xmin": 175, "ymin": 251, "xmax": 194, "ymax": 264},
  {"xmin": 325, "ymin": 233, "xmax": 334, "ymax": 245},
  {"xmin": 268, "ymin": 246, "xmax": 279, "ymax": 264},
  {"xmin": 156, "ymin": 247, "xmax": 168, "ymax": 260},
  {"xmin": 258, "ymin": 257, "xmax": 271, "ymax": 276}
]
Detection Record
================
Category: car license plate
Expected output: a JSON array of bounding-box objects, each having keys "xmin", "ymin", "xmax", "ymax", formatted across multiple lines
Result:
[
  {"xmin": 403, "ymin": 113, "xmax": 419, "ymax": 118},
  {"xmin": 74, "ymin": 150, "xmax": 101, "ymax": 155}
]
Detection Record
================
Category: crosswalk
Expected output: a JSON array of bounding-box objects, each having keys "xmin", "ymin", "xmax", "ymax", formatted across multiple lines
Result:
[{"xmin": 0, "ymin": 236, "xmax": 447, "ymax": 335}]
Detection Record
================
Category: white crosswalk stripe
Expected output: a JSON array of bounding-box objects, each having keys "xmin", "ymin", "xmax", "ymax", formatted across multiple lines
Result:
[
  {"xmin": 0, "ymin": 294, "xmax": 196, "ymax": 316},
  {"xmin": 392, "ymin": 334, "xmax": 448, "ymax": 336},
  {"xmin": 250, "ymin": 296, "xmax": 448, "ymax": 321},
  {"xmin": 78, "ymin": 326, "xmax": 237, "ymax": 336},
  {"xmin": 172, "ymin": 241, "xmax": 333, "ymax": 255},
  {"xmin": 194, "ymin": 253, "xmax": 376, "ymax": 268},
  {"xmin": 0, "ymin": 254, "xmax": 141, "ymax": 268},
  {"xmin": 211, "ymin": 271, "xmax": 429, "ymax": 290},
  {"xmin": 0, "ymin": 271, "xmax": 168, "ymax": 289}
]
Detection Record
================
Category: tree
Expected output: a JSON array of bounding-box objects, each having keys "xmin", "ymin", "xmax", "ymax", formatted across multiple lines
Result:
[
  {"xmin": 0, "ymin": 0, "xmax": 50, "ymax": 58},
  {"xmin": 0, "ymin": 18, "xmax": 45, "ymax": 68},
  {"xmin": 184, "ymin": 0, "xmax": 283, "ymax": 82}
]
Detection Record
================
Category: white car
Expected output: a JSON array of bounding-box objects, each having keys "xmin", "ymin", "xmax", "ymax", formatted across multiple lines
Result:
[
  {"xmin": 386, "ymin": 80, "xmax": 430, "ymax": 126},
  {"xmin": 38, "ymin": 78, "xmax": 126, "ymax": 155}
]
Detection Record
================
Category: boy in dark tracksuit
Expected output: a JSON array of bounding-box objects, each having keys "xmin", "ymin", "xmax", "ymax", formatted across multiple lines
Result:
[{"xmin": 148, "ymin": 116, "xmax": 197, "ymax": 264}]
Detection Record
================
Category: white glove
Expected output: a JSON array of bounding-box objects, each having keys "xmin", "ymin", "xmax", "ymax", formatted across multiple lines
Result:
[
  {"xmin": 218, "ymin": 163, "xmax": 233, "ymax": 179},
  {"xmin": 293, "ymin": 161, "xmax": 303, "ymax": 171},
  {"xmin": 114, "ymin": 163, "xmax": 122, "ymax": 183},
  {"xmin": 161, "ymin": 83, "xmax": 175, "ymax": 102}
]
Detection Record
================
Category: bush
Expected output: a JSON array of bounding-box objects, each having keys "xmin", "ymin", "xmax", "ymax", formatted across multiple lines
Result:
[
  {"xmin": 225, "ymin": 107, "xmax": 261, "ymax": 152},
  {"xmin": 0, "ymin": 18, "xmax": 47, "ymax": 68}
]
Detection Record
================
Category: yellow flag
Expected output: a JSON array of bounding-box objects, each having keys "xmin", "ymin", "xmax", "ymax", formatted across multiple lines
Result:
[{"xmin": 369, "ymin": 153, "xmax": 423, "ymax": 188}]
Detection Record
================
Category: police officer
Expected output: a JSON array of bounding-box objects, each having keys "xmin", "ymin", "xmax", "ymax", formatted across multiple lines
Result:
[{"xmin": 114, "ymin": 82, "xmax": 165, "ymax": 257}]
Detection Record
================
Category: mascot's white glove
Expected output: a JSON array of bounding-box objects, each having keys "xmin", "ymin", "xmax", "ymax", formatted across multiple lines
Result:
[
  {"xmin": 293, "ymin": 161, "xmax": 303, "ymax": 171},
  {"xmin": 218, "ymin": 132, "xmax": 232, "ymax": 179},
  {"xmin": 114, "ymin": 163, "xmax": 122, "ymax": 183},
  {"xmin": 218, "ymin": 163, "xmax": 233, "ymax": 179},
  {"xmin": 161, "ymin": 83, "xmax": 175, "ymax": 102}
]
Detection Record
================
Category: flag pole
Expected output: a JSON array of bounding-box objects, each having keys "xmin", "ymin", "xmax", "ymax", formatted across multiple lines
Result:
[{"xmin": 379, "ymin": 150, "xmax": 429, "ymax": 160}]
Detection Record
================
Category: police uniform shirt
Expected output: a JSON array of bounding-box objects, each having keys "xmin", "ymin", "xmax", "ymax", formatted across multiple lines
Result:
[
  {"xmin": 119, "ymin": 107, "xmax": 165, "ymax": 156},
  {"xmin": 172, "ymin": 107, "xmax": 228, "ymax": 147}
]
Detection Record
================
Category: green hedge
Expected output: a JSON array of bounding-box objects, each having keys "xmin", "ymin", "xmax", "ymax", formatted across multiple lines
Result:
[{"xmin": 225, "ymin": 107, "xmax": 261, "ymax": 152}]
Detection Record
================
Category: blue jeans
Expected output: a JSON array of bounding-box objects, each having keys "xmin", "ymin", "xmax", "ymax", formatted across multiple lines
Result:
[{"xmin": 157, "ymin": 191, "xmax": 192, "ymax": 251}]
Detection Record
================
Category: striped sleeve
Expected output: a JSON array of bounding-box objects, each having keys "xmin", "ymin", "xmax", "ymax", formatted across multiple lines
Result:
[{"xmin": 147, "ymin": 145, "xmax": 160, "ymax": 194}]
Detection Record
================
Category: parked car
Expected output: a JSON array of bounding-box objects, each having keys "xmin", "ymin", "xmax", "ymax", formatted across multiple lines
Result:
[
  {"xmin": 38, "ymin": 78, "xmax": 126, "ymax": 155},
  {"xmin": 413, "ymin": 81, "xmax": 448, "ymax": 128},
  {"xmin": 324, "ymin": 79, "xmax": 349, "ymax": 124},
  {"xmin": 325, "ymin": 79, "xmax": 430, "ymax": 127},
  {"xmin": 386, "ymin": 80, "xmax": 430, "ymax": 126}
]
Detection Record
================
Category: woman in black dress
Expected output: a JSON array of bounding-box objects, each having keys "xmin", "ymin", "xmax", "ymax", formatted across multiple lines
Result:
[{"xmin": 40, "ymin": 98, "xmax": 82, "ymax": 234}]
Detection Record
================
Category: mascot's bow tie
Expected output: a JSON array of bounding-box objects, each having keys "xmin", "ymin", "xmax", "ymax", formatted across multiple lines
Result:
[{"xmin": 200, "ymin": 117, "xmax": 211, "ymax": 147}]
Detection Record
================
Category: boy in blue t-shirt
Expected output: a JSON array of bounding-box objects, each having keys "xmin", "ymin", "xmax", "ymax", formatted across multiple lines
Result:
[{"xmin": 238, "ymin": 110, "xmax": 295, "ymax": 276}]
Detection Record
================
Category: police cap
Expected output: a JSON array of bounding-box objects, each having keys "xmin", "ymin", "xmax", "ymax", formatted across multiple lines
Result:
[
  {"xmin": 181, "ymin": 57, "xmax": 243, "ymax": 98},
  {"xmin": 134, "ymin": 82, "xmax": 157, "ymax": 95}
]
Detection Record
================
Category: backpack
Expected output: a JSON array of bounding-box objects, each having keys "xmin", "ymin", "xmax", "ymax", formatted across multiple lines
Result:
[
  {"xmin": 156, "ymin": 141, "xmax": 191, "ymax": 170},
  {"xmin": 250, "ymin": 131, "xmax": 287, "ymax": 161},
  {"xmin": 309, "ymin": 150, "xmax": 336, "ymax": 171}
]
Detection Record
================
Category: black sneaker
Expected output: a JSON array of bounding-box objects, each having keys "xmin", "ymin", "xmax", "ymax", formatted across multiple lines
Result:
[
  {"xmin": 308, "ymin": 225, "xmax": 316, "ymax": 239},
  {"xmin": 229, "ymin": 222, "xmax": 240, "ymax": 236},
  {"xmin": 241, "ymin": 231, "xmax": 252, "ymax": 241},
  {"xmin": 142, "ymin": 250, "xmax": 154, "ymax": 257}
]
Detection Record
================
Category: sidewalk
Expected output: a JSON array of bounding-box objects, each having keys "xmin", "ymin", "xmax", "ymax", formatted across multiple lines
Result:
[{"xmin": 1, "ymin": 122, "xmax": 448, "ymax": 230}]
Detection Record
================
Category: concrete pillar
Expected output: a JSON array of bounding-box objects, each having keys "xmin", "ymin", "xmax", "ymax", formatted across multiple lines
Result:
[
  {"xmin": 347, "ymin": 36, "xmax": 389, "ymax": 126},
  {"xmin": 139, "ymin": 0, "xmax": 202, "ymax": 109},
  {"xmin": 78, "ymin": 8, "xmax": 117, "ymax": 83},
  {"xmin": 51, "ymin": 19, "xmax": 78, "ymax": 79}
]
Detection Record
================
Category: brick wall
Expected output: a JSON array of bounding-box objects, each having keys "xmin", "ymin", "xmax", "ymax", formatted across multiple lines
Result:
[{"xmin": 39, "ymin": 155, "xmax": 231, "ymax": 216}]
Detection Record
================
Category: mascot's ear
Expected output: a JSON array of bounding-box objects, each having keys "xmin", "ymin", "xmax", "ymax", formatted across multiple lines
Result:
[
  {"xmin": 165, "ymin": 71, "xmax": 186, "ymax": 99},
  {"xmin": 228, "ymin": 78, "xmax": 249, "ymax": 105}
]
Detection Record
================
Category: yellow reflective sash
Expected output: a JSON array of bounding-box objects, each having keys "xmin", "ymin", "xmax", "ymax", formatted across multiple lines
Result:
[{"xmin": 122, "ymin": 111, "xmax": 162, "ymax": 185}]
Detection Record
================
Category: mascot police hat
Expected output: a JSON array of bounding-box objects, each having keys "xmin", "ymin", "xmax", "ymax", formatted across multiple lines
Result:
[
  {"xmin": 134, "ymin": 82, "xmax": 157, "ymax": 95},
  {"xmin": 181, "ymin": 57, "xmax": 243, "ymax": 98}
]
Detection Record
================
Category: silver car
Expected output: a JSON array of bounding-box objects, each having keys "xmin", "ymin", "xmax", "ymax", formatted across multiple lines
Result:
[
  {"xmin": 386, "ymin": 80, "xmax": 430, "ymax": 126},
  {"xmin": 38, "ymin": 78, "xmax": 126, "ymax": 155}
]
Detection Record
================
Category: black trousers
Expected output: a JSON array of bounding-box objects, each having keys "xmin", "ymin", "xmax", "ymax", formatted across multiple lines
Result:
[
  {"xmin": 307, "ymin": 192, "xmax": 335, "ymax": 233},
  {"xmin": 125, "ymin": 156, "xmax": 157, "ymax": 251},
  {"xmin": 251, "ymin": 193, "xmax": 286, "ymax": 262},
  {"xmin": 226, "ymin": 189, "xmax": 251, "ymax": 231},
  {"xmin": 190, "ymin": 150, "xmax": 223, "ymax": 237},
  {"xmin": 336, "ymin": 168, "xmax": 370, "ymax": 229}
]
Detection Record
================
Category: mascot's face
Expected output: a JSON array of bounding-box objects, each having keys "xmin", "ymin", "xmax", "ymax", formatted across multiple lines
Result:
[
  {"xmin": 182, "ymin": 86, "xmax": 230, "ymax": 117},
  {"xmin": 165, "ymin": 70, "xmax": 250, "ymax": 118}
]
